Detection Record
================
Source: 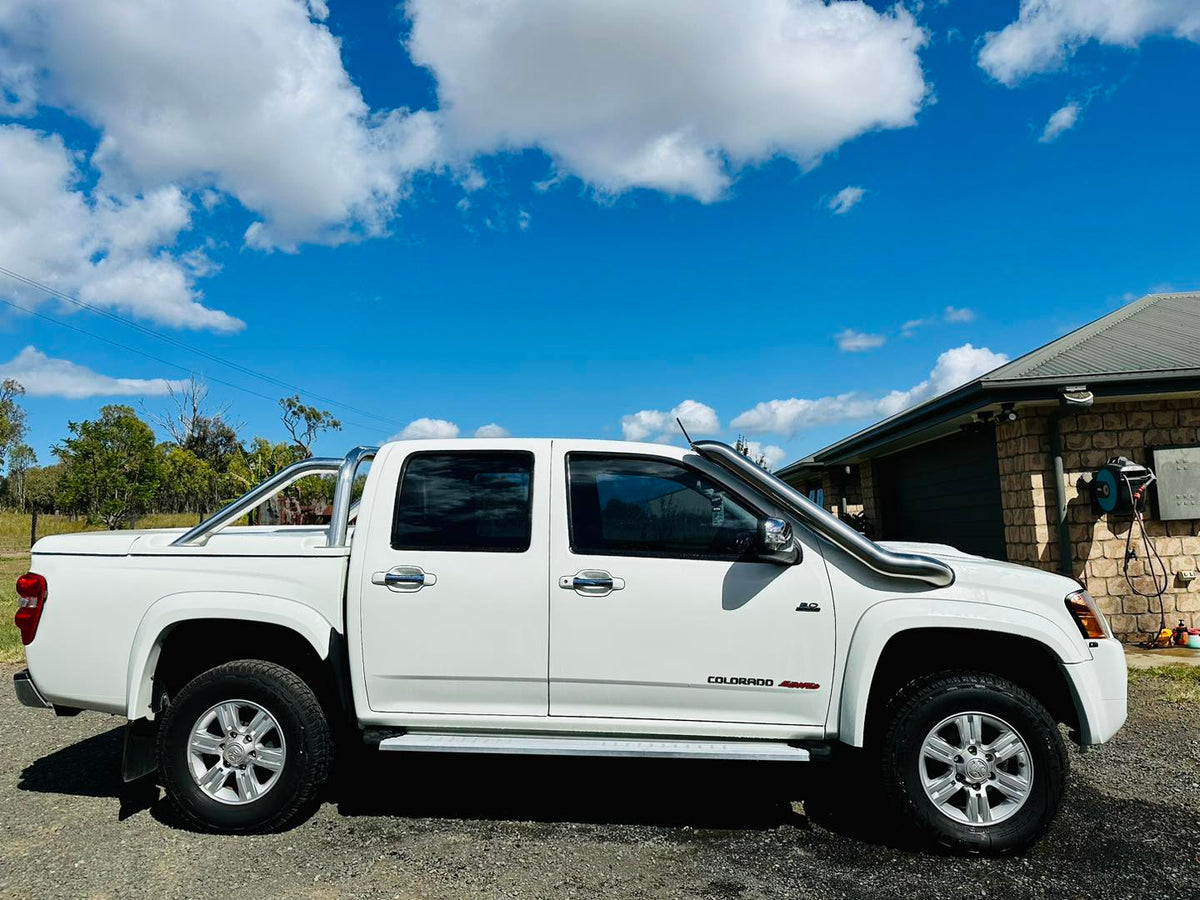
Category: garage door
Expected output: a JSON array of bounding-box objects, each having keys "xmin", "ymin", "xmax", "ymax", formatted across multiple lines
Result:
[{"xmin": 875, "ymin": 428, "xmax": 1006, "ymax": 560}]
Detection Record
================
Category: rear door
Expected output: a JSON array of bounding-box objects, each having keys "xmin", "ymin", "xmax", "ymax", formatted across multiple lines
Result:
[
  {"xmin": 356, "ymin": 441, "xmax": 551, "ymax": 716},
  {"xmin": 548, "ymin": 444, "xmax": 835, "ymax": 726}
]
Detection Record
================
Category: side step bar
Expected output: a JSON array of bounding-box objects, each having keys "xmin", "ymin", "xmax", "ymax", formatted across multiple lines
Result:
[{"xmin": 377, "ymin": 732, "xmax": 811, "ymax": 762}]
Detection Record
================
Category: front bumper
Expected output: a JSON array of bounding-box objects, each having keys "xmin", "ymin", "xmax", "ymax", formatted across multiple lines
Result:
[
  {"xmin": 1063, "ymin": 638, "xmax": 1128, "ymax": 747},
  {"xmin": 14, "ymin": 669, "xmax": 52, "ymax": 710}
]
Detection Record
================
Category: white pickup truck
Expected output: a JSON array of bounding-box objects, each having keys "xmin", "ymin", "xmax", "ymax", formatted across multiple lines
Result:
[{"xmin": 13, "ymin": 437, "xmax": 1126, "ymax": 852}]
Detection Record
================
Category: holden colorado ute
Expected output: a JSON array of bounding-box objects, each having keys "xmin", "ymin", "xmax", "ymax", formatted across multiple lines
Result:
[{"xmin": 13, "ymin": 438, "xmax": 1126, "ymax": 853}]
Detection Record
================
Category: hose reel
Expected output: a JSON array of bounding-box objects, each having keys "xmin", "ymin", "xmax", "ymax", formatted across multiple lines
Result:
[{"xmin": 1091, "ymin": 457, "xmax": 1154, "ymax": 515}]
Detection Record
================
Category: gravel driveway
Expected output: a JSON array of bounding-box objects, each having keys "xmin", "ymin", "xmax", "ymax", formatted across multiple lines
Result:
[{"xmin": 2, "ymin": 666, "xmax": 1198, "ymax": 900}]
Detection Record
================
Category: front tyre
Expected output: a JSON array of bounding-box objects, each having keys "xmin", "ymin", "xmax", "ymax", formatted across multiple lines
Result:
[
  {"xmin": 881, "ymin": 671, "xmax": 1067, "ymax": 854},
  {"xmin": 157, "ymin": 660, "xmax": 332, "ymax": 833}
]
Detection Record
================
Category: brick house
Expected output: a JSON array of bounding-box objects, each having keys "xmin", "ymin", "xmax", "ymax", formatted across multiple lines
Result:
[{"xmin": 778, "ymin": 292, "xmax": 1200, "ymax": 643}]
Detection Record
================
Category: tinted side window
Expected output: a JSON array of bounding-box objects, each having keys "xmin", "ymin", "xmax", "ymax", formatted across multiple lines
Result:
[
  {"xmin": 568, "ymin": 455, "xmax": 760, "ymax": 560},
  {"xmin": 392, "ymin": 452, "xmax": 533, "ymax": 552}
]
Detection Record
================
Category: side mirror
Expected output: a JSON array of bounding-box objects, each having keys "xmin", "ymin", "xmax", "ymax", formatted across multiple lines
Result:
[{"xmin": 758, "ymin": 517, "xmax": 800, "ymax": 565}]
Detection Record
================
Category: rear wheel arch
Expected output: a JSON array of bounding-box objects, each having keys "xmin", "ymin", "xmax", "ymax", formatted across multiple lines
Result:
[
  {"xmin": 151, "ymin": 619, "xmax": 332, "ymax": 711},
  {"xmin": 126, "ymin": 594, "xmax": 339, "ymax": 721}
]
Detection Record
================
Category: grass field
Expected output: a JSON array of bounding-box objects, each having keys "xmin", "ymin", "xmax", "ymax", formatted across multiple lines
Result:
[
  {"xmin": 1127, "ymin": 664, "xmax": 1200, "ymax": 703},
  {"xmin": 0, "ymin": 511, "xmax": 197, "ymax": 665}
]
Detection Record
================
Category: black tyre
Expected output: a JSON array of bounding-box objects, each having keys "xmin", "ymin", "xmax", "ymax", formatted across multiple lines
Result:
[
  {"xmin": 157, "ymin": 659, "xmax": 333, "ymax": 833},
  {"xmin": 880, "ymin": 671, "xmax": 1067, "ymax": 855}
]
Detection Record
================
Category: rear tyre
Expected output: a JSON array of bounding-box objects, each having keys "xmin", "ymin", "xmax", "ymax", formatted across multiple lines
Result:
[
  {"xmin": 880, "ymin": 671, "xmax": 1067, "ymax": 855},
  {"xmin": 157, "ymin": 659, "xmax": 332, "ymax": 833}
]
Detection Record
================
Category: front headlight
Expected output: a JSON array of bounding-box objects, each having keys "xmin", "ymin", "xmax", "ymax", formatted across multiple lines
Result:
[{"xmin": 1065, "ymin": 589, "xmax": 1111, "ymax": 640}]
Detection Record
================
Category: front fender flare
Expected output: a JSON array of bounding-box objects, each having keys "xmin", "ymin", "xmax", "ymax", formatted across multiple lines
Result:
[
  {"xmin": 125, "ymin": 591, "xmax": 335, "ymax": 720},
  {"xmin": 836, "ymin": 598, "xmax": 1085, "ymax": 747}
]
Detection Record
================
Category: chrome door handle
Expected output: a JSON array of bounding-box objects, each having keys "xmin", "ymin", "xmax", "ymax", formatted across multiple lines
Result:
[
  {"xmin": 386, "ymin": 573, "xmax": 425, "ymax": 586},
  {"xmin": 372, "ymin": 566, "xmax": 437, "ymax": 591},
  {"xmin": 558, "ymin": 570, "xmax": 625, "ymax": 595},
  {"xmin": 573, "ymin": 576, "xmax": 612, "ymax": 588}
]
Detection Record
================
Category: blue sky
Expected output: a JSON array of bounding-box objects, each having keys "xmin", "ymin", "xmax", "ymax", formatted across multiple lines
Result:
[{"xmin": 1, "ymin": 0, "xmax": 1198, "ymax": 470}]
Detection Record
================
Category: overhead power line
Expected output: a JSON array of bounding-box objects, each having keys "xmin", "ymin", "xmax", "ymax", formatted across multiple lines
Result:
[
  {"xmin": 0, "ymin": 295, "xmax": 388, "ymax": 436},
  {"xmin": 0, "ymin": 263, "xmax": 405, "ymax": 430}
]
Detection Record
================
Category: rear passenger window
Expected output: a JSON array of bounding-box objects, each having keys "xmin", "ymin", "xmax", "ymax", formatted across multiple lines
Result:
[{"xmin": 391, "ymin": 452, "xmax": 533, "ymax": 552}]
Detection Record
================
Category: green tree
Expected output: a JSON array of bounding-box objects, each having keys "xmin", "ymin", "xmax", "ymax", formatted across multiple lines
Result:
[
  {"xmin": 279, "ymin": 395, "xmax": 341, "ymax": 457},
  {"xmin": 55, "ymin": 405, "xmax": 163, "ymax": 529},
  {"xmin": 157, "ymin": 444, "xmax": 219, "ymax": 514},
  {"xmin": 228, "ymin": 437, "xmax": 304, "ymax": 492},
  {"xmin": 24, "ymin": 464, "xmax": 63, "ymax": 514},
  {"xmin": 6, "ymin": 443, "xmax": 36, "ymax": 510},
  {"xmin": 147, "ymin": 378, "xmax": 241, "ymax": 472},
  {"xmin": 0, "ymin": 379, "xmax": 28, "ymax": 470},
  {"xmin": 227, "ymin": 438, "xmax": 306, "ymax": 525}
]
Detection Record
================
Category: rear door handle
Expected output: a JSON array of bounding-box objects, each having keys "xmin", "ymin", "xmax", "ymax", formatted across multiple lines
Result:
[
  {"xmin": 372, "ymin": 566, "xmax": 437, "ymax": 592},
  {"xmin": 559, "ymin": 569, "xmax": 625, "ymax": 596}
]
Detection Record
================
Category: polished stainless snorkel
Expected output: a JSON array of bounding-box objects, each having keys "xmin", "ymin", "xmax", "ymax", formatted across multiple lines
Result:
[{"xmin": 686, "ymin": 434, "xmax": 955, "ymax": 588}]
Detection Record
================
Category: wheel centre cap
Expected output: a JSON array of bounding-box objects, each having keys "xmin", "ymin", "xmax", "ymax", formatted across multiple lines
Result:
[
  {"xmin": 964, "ymin": 757, "xmax": 989, "ymax": 782},
  {"xmin": 223, "ymin": 741, "xmax": 248, "ymax": 766}
]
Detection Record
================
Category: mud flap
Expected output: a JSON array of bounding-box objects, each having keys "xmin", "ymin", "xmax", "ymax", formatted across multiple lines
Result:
[{"xmin": 122, "ymin": 717, "xmax": 159, "ymax": 783}]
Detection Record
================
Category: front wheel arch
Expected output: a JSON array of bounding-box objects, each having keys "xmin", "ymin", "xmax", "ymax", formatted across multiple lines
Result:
[{"xmin": 845, "ymin": 626, "xmax": 1080, "ymax": 748}]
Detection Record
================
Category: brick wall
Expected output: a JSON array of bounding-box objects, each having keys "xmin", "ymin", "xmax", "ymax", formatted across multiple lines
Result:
[
  {"xmin": 785, "ymin": 466, "xmax": 872, "ymax": 523},
  {"xmin": 996, "ymin": 397, "xmax": 1200, "ymax": 642}
]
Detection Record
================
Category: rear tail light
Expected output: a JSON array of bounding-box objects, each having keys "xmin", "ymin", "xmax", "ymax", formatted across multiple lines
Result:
[{"xmin": 14, "ymin": 572, "xmax": 47, "ymax": 645}]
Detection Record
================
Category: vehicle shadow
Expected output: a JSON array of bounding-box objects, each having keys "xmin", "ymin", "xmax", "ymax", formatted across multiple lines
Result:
[
  {"xmin": 16, "ymin": 724, "xmax": 163, "ymax": 821},
  {"xmin": 19, "ymin": 733, "xmax": 1200, "ymax": 873},
  {"xmin": 335, "ymin": 749, "xmax": 817, "ymax": 831}
]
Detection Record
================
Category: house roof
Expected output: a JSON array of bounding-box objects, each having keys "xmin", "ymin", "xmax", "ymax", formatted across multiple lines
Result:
[
  {"xmin": 778, "ymin": 292, "xmax": 1200, "ymax": 475},
  {"xmin": 982, "ymin": 292, "xmax": 1200, "ymax": 385}
]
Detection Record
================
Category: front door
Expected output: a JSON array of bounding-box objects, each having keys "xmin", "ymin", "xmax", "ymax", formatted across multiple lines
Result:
[
  {"xmin": 549, "ymin": 447, "xmax": 835, "ymax": 726},
  {"xmin": 357, "ymin": 443, "xmax": 550, "ymax": 716}
]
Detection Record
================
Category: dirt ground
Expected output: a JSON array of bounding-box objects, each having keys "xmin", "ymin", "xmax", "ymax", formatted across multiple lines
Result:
[{"xmin": 2, "ymin": 666, "xmax": 1199, "ymax": 900}]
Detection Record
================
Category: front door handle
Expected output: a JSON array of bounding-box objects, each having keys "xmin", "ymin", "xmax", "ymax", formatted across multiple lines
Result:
[
  {"xmin": 372, "ymin": 566, "xmax": 437, "ymax": 592},
  {"xmin": 559, "ymin": 569, "xmax": 625, "ymax": 596}
]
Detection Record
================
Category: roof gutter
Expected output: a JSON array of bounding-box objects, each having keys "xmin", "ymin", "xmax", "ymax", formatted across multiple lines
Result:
[
  {"xmin": 691, "ymin": 439, "xmax": 955, "ymax": 588},
  {"xmin": 790, "ymin": 371, "xmax": 1200, "ymax": 472}
]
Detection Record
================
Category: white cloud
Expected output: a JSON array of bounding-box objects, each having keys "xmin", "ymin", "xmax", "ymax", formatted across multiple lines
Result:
[
  {"xmin": 836, "ymin": 328, "xmax": 886, "ymax": 352},
  {"xmin": 621, "ymin": 399, "xmax": 720, "ymax": 442},
  {"xmin": 900, "ymin": 317, "xmax": 930, "ymax": 337},
  {"xmin": 0, "ymin": 346, "xmax": 186, "ymax": 399},
  {"xmin": 979, "ymin": 0, "xmax": 1200, "ymax": 85},
  {"xmin": 828, "ymin": 186, "xmax": 867, "ymax": 215},
  {"xmin": 395, "ymin": 417, "xmax": 461, "ymax": 440},
  {"xmin": 740, "ymin": 440, "xmax": 788, "ymax": 471},
  {"xmin": 0, "ymin": 56, "xmax": 36, "ymax": 117},
  {"xmin": 407, "ymin": 0, "xmax": 928, "ymax": 202},
  {"xmin": 474, "ymin": 423, "xmax": 510, "ymax": 438},
  {"xmin": 1038, "ymin": 102, "xmax": 1081, "ymax": 143},
  {"xmin": 2, "ymin": 0, "xmax": 441, "ymax": 251},
  {"xmin": 0, "ymin": 125, "xmax": 240, "ymax": 331},
  {"xmin": 731, "ymin": 343, "xmax": 1008, "ymax": 436},
  {"xmin": 943, "ymin": 305, "xmax": 976, "ymax": 323}
]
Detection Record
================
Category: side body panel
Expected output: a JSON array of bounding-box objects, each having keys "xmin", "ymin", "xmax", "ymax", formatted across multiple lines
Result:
[
  {"xmin": 25, "ymin": 538, "xmax": 347, "ymax": 715},
  {"xmin": 547, "ymin": 441, "xmax": 837, "ymax": 726},
  {"xmin": 348, "ymin": 440, "xmax": 553, "ymax": 716}
]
